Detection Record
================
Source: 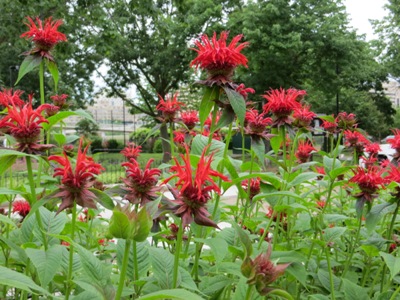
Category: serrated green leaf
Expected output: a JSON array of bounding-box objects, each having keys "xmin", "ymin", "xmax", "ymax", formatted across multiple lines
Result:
[
  {"xmin": 53, "ymin": 133, "xmax": 67, "ymax": 146},
  {"xmin": 134, "ymin": 206, "xmax": 152, "ymax": 242},
  {"xmin": 366, "ymin": 202, "xmax": 395, "ymax": 233},
  {"xmin": 191, "ymin": 134, "xmax": 226, "ymax": 157},
  {"xmin": 0, "ymin": 265, "xmax": 50, "ymax": 296},
  {"xmin": 117, "ymin": 240, "xmax": 150, "ymax": 279},
  {"xmin": 342, "ymin": 278, "xmax": 369, "ymax": 299},
  {"xmin": 137, "ymin": 289, "xmax": 204, "ymax": 300},
  {"xmin": 0, "ymin": 155, "xmax": 17, "ymax": 175},
  {"xmin": 380, "ymin": 252, "xmax": 400, "ymax": 280},
  {"xmin": 15, "ymin": 55, "xmax": 42, "ymax": 85},
  {"xmin": 223, "ymin": 86, "xmax": 246, "ymax": 126},
  {"xmin": 287, "ymin": 172, "xmax": 318, "ymax": 188},
  {"xmin": 232, "ymin": 222, "xmax": 252, "ymax": 257},
  {"xmin": 75, "ymin": 243, "xmax": 109, "ymax": 284},
  {"xmin": 251, "ymin": 138, "xmax": 266, "ymax": 166},
  {"xmin": 203, "ymin": 238, "xmax": 228, "ymax": 263},
  {"xmin": 89, "ymin": 188, "xmax": 115, "ymax": 210},
  {"xmin": 26, "ymin": 245, "xmax": 63, "ymax": 287},
  {"xmin": 269, "ymin": 128, "xmax": 281, "ymax": 155},
  {"xmin": 109, "ymin": 210, "xmax": 130, "ymax": 239},
  {"xmin": 42, "ymin": 109, "xmax": 96, "ymax": 131},
  {"xmin": 323, "ymin": 227, "xmax": 347, "ymax": 244},
  {"xmin": 149, "ymin": 247, "xmax": 177, "ymax": 289},
  {"xmin": 317, "ymin": 269, "xmax": 340, "ymax": 292}
]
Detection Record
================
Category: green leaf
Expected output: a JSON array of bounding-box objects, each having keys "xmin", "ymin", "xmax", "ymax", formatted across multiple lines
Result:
[
  {"xmin": 89, "ymin": 188, "xmax": 115, "ymax": 210},
  {"xmin": 0, "ymin": 155, "xmax": 17, "ymax": 175},
  {"xmin": 191, "ymin": 135, "xmax": 226, "ymax": 157},
  {"xmin": 178, "ymin": 267, "xmax": 200, "ymax": 293},
  {"xmin": 42, "ymin": 109, "xmax": 96, "ymax": 131},
  {"xmin": 149, "ymin": 247, "xmax": 177, "ymax": 289},
  {"xmin": 253, "ymin": 191, "xmax": 304, "ymax": 202},
  {"xmin": 366, "ymin": 202, "xmax": 395, "ymax": 233},
  {"xmin": 232, "ymin": 222, "xmax": 252, "ymax": 257},
  {"xmin": 109, "ymin": 210, "xmax": 130, "ymax": 239},
  {"xmin": 286, "ymin": 262, "xmax": 308, "ymax": 287},
  {"xmin": 117, "ymin": 240, "xmax": 150, "ymax": 279},
  {"xmin": 269, "ymin": 128, "xmax": 281, "ymax": 155},
  {"xmin": 53, "ymin": 133, "xmax": 67, "ymax": 146},
  {"xmin": 251, "ymin": 138, "xmax": 266, "ymax": 166},
  {"xmin": 317, "ymin": 269, "xmax": 340, "ymax": 292},
  {"xmin": 199, "ymin": 275, "xmax": 233, "ymax": 298},
  {"xmin": 75, "ymin": 243, "xmax": 109, "ymax": 284},
  {"xmin": 342, "ymin": 278, "xmax": 369, "ymax": 299},
  {"xmin": 323, "ymin": 227, "xmax": 347, "ymax": 244},
  {"xmin": 0, "ymin": 236, "xmax": 28, "ymax": 264},
  {"xmin": 380, "ymin": 252, "xmax": 400, "ymax": 280},
  {"xmin": 134, "ymin": 206, "xmax": 152, "ymax": 242},
  {"xmin": 46, "ymin": 60, "xmax": 59, "ymax": 91},
  {"xmin": 73, "ymin": 280, "xmax": 105, "ymax": 300},
  {"xmin": 215, "ymin": 108, "xmax": 235, "ymax": 130},
  {"xmin": 223, "ymin": 86, "xmax": 246, "ymax": 126},
  {"xmin": 0, "ymin": 265, "xmax": 50, "ymax": 296},
  {"xmin": 199, "ymin": 86, "xmax": 219, "ymax": 127},
  {"xmin": 287, "ymin": 172, "xmax": 318, "ymax": 188},
  {"xmin": 15, "ymin": 55, "xmax": 42, "ymax": 85},
  {"xmin": 202, "ymin": 238, "xmax": 228, "ymax": 263},
  {"xmin": 323, "ymin": 214, "xmax": 349, "ymax": 224},
  {"xmin": 137, "ymin": 289, "xmax": 204, "ymax": 300},
  {"xmin": 26, "ymin": 245, "xmax": 63, "ymax": 287},
  {"xmin": 0, "ymin": 187, "xmax": 26, "ymax": 195}
]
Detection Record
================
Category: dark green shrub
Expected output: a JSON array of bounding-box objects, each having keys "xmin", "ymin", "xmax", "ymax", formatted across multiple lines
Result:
[
  {"xmin": 90, "ymin": 138, "xmax": 103, "ymax": 154},
  {"xmin": 107, "ymin": 139, "xmax": 119, "ymax": 149},
  {"xmin": 152, "ymin": 139, "xmax": 163, "ymax": 153}
]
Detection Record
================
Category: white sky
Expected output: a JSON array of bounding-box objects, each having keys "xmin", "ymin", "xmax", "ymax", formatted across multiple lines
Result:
[{"xmin": 344, "ymin": 0, "xmax": 388, "ymax": 40}]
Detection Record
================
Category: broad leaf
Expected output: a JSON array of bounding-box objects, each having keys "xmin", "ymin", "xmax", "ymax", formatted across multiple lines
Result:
[
  {"xmin": 42, "ymin": 110, "xmax": 95, "ymax": 131},
  {"xmin": 137, "ymin": 289, "xmax": 204, "ymax": 300},
  {"xmin": 366, "ymin": 202, "xmax": 395, "ymax": 233},
  {"xmin": 251, "ymin": 138, "xmax": 266, "ymax": 166},
  {"xmin": 117, "ymin": 240, "xmax": 150, "ymax": 279},
  {"xmin": 380, "ymin": 252, "xmax": 400, "ymax": 280},
  {"xmin": 191, "ymin": 134, "xmax": 226, "ymax": 157},
  {"xmin": 199, "ymin": 86, "xmax": 219, "ymax": 127},
  {"xmin": 232, "ymin": 222, "xmax": 252, "ymax": 257},
  {"xmin": 223, "ymin": 86, "xmax": 246, "ymax": 126},
  {"xmin": 15, "ymin": 55, "xmax": 42, "ymax": 85},
  {"xmin": 89, "ymin": 188, "xmax": 115, "ymax": 210},
  {"xmin": 46, "ymin": 60, "xmax": 59, "ymax": 91},
  {"xmin": 149, "ymin": 247, "xmax": 177, "ymax": 289}
]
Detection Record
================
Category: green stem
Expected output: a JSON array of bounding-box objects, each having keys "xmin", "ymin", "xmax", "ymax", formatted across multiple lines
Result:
[
  {"xmin": 245, "ymin": 284, "xmax": 253, "ymax": 300},
  {"xmin": 39, "ymin": 61, "xmax": 45, "ymax": 106},
  {"xmin": 325, "ymin": 247, "xmax": 336, "ymax": 300},
  {"xmin": 390, "ymin": 285, "xmax": 400, "ymax": 300},
  {"xmin": 132, "ymin": 241, "xmax": 139, "ymax": 295},
  {"xmin": 26, "ymin": 156, "xmax": 48, "ymax": 250},
  {"xmin": 65, "ymin": 204, "xmax": 77, "ymax": 300},
  {"xmin": 172, "ymin": 219, "xmax": 183, "ymax": 288},
  {"xmin": 280, "ymin": 126, "xmax": 287, "ymax": 169},
  {"xmin": 169, "ymin": 121, "xmax": 175, "ymax": 161},
  {"xmin": 116, "ymin": 239, "xmax": 132, "ymax": 300},
  {"xmin": 267, "ymin": 288, "xmax": 294, "ymax": 300}
]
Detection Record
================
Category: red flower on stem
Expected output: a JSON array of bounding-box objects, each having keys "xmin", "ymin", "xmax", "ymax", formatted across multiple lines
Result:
[
  {"xmin": 0, "ymin": 89, "xmax": 25, "ymax": 108},
  {"xmin": 295, "ymin": 140, "xmax": 316, "ymax": 163},
  {"xmin": 190, "ymin": 31, "xmax": 249, "ymax": 84},
  {"xmin": 350, "ymin": 166, "xmax": 385, "ymax": 203},
  {"xmin": 164, "ymin": 146, "xmax": 230, "ymax": 228},
  {"xmin": 21, "ymin": 16, "xmax": 67, "ymax": 60},
  {"xmin": 292, "ymin": 105, "xmax": 316, "ymax": 129},
  {"xmin": 50, "ymin": 94, "xmax": 69, "ymax": 109},
  {"xmin": 121, "ymin": 159, "xmax": 161, "ymax": 205},
  {"xmin": 244, "ymin": 109, "xmax": 273, "ymax": 140},
  {"xmin": 120, "ymin": 142, "xmax": 142, "ymax": 161},
  {"xmin": 388, "ymin": 129, "xmax": 400, "ymax": 161},
  {"xmin": 180, "ymin": 110, "xmax": 199, "ymax": 130},
  {"xmin": 49, "ymin": 139, "xmax": 104, "ymax": 213},
  {"xmin": 235, "ymin": 83, "xmax": 255, "ymax": 100},
  {"xmin": 12, "ymin": 200, "xmax": 31, "ymax": 218},
  {"xmin": 156, "ymin": 93, "xmax": 184, "ymax": 123},
  {"xmin": 242, "ymin": 177, "xmax": 261, "ymax": 200},
  {"xmin": 321, "ymin": 117, "xmax": 338, "ymax": 134},
  {"xmin": 262, "ymin": 88, "xmax": 304, "ymax": 127},
  {"xmin": 336, "ymin": 112, "xmax": 357, "ymax": 129},
  {"xmin": 0, "ymin": 96, "xmax": 53, "ymax": 154}
]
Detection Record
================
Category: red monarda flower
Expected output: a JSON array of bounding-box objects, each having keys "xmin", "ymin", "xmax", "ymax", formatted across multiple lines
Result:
[
  {"xmin": 295, "ymin": 140, "xmax": 316, "ymax": 163},
  {"xmin": 336, "ymin": 112, "xmax": 357, "ymax": 129},
  {"xmin": 120, "ymin": 142, "xmax": 142, "ymax": 161},
  {"xmin": 164, "ymin": 146, "xmax": 230, "ymax": 228},
  {"xmin": 292, "ymin": 105, "xmax": 316, "ymax": 129},
  {"xmin": 344, "ymin": 130, "xmax": 370, "ymax": 153},
  {"xmin": 50, "ymin": 94, "xmax": 69, "ymax": 109},
  {"xmin": 388, "ymin": 129, "xmax": 400, "ymax": 161},
  {"xmin": 180, "ymin": 110, "xmax": 199, "ymax": 130},
  {"xmin": 0, "ymin": 89, "xmax": 25, "ymax": 108},
  {"xmin": 12, "ymin": 200, "xmax": 31, "ymax": 218},
  {"xmin": 121, "ymin": 159, "xmax": 161, "ymax": 205},
  {"xmin": 262, "ymin": 88, "xmax": 304, "ymax": 127},
  {"xmin": 156, "ymin": 93, "xmax": 184, "ymax": 123},
  {"xmin": 44, "ymin": 104, "xmax": 60, "ymax": 117},
  {"xmin": 385, "ymin": 164, "xmax": 400, "ymax": 198},
  {"xmin": 242, "ymin": 177, "xmax": 261, "ymax": 200},
  {"xmin": 49, "ymin": 139, "xmax": 104, "ymax": 213},
  {"xmin": 0, "ymin": 97, "xmax": 53, "ymax": 154},
  {"xmin": 190, "ymin": 31, "xmax": 249, "ymax": 83},
  {"xmin": 244, "ymin": 109, "xmax": 273, "ymax": 140},
  {"xmin": 321, "ymin": 118, "xmax": 338, "ymax": 134},
  {"xmin": 350, "ymin": 166, "xmax": 385, "ymax": 202},
  {"xmin": 21, "ymin": 17, "xmax": 67, "ymax": 60},
  {"xmin": 364, "ymin": 143, "xmax": 381, "ymax": 156},
  {"xmin": 173, "ymin": 130, "xmax": 186, "ymax": 145},
  {"xmin": 236, "ymin": 83, "xmax": 255, "ymax": 100}
]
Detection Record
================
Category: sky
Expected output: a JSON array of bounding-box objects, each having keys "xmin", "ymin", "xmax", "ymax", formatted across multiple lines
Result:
[{"xmin": 344, "ymin": 0, "xmax": 388, "ymax": 40}]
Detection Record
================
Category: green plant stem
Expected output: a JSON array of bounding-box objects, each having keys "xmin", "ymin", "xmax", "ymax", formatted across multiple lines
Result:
[
  {"xmin": 39, "ymin": 61, "xmax": 45, "ymax": 106},
  {"xmin": 65, "ymin": 204, "xmax": 77, "ymax": 300},
  {"xmin": 341, "ymin": 212, "xmax": 363, "ymax": 282},
  {"xmin": 172, "ymin": 219, "xmax": 183, "ymax": 288},
  {"xmin": 26, "ymin": 156, "xmax": 48, "ymax": 250},
  {"xmin": 280, "ymin": 126, "xmax": 287, "ymax": 169},
  {"xmin": 116, "ymin": 239, "xmax": 132, "ymax": 300},
  {"xmin": 380, "ymin": 201, "xmax": 400, "ymax": 292},
  {"xmin": 169, "ymin": 121, "xmax": 175, "ymax": 160},
  {"xmin": 390, "ymin": 285, "xmax": 400, "ymax": 300},
  {"xmin": 267, "ymin": 288, "xmax": 294, "ymax": 300},
  {"xmin": 245, "ymin": 284, "xmax": 253, "ymax": 300},
  {"xmin": 132, "ymin": 241, "xmax": 139, "ymax": 295},
  {"xmin": 325, "ymin": 247, "xmax": 336, "ymax": 300},
  {"xmin": 369, "ymin": 263, "xmax": 385, "ymax": 297}
]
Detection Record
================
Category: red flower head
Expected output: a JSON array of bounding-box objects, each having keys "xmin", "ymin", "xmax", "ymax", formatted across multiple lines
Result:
[
  {"xmin": 336, "ymin": 112, "xmax": 357, "ymax": 129},
  {"xmin": 190, "ymin": 31, "xmax": 249, "ymax": 84},
  {"xmin": 365, "ymin": 143, "xmax": 381, "ymax": 157},
  {"xmin": 204, "ymin": 111, "xmax": 221, "ymax": 128},
  {"xmin": 0, "ymin": 97, "xmax": 53, "ymax": 154},
  {"xmin": 293, "ymin": 105, "xmax": 316, "ymax": 129},
  {"xmin": 173, "ymin": 130, "xmax": 186, "ymax": 145},
  {"xmin": 235, "ymin": 83, "xmax": 255, "ymax": 100},
  {"xmin": 181, "ymin": 110, "xmax": 199, "ymax": 130},
  {"xmin": 21, "ymin": 17, "xmax": 67, "ymax": 60},
  {"xmin": 321, "ymin": 117, "xmax": 338, "ymax": 134},
  {"xmin": 44, "ymin": 104, "xmax": 60, "ymax": 117},
  {"xmin": 350, "ymin": 166, "xmax": 385, "ymax": 202},
  {"xmin": 49, "ymin": 138, "xmax": 104, "ymax": 213},
  {"xmin": 12, "ymin": 200, "xmax": 31, "ymax": 218},
  {"xmin": 344, "ymin": 130, "xmax": 370, "ymax": 154},
  {"xmin": 50, "ymin": 94, "xmax": 69, "ymax": 109},
  {"xmin": 156, "ymin": 92, "xmax": 184, "ymax": 123},
  {"xmin": 241, "ymin": 245, "xmax": 290, "ymax": 296},
  {"xmin": 361, "ymin": 156, "xmax": 378, "ymax": 169},
  {"xmin": 164, "ymin": 145, "xmax": 230, "ymax": 228},
  {"xmin": 242, "ymin": 177, "xmax": 261, "ymax": 200},
  {"xmin": 120, "ymin": 142, "xmax": 142, "ymax": 161},
  {"xmin": 244, "ymin": 109, "xmax": 273, "ymax": 140},
  {"xmin": 385, "ymin": 164, "xmax": 400, "ymax": 198},
  {"xmin": 388, "ymin": 129, "xmax": 400, "ymax": 161},
  {"xmin": 0, "ymin": 89, "xmax": 25, "ymax": 108},
  {"xmin": 121, "ymin": 159, "xmax": 161, "ymax": 205},
  {"xmin": 295, "ymin": 140, "xmax": 316, "ymax": 163},
  {"xmin": 262, "ymin": 88, "xmax": 304, "ymax": 127}
]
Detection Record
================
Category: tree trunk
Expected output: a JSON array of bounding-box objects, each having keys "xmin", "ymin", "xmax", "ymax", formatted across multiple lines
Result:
[{"xmin": 159, "ymin": 122, "xmax": 171, "ymax": 163}]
